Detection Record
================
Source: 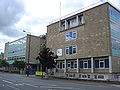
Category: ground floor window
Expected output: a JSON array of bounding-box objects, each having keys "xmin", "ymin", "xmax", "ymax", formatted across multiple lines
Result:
[
  {"xmin": 95, "ymin": 58, "xmax": 109, "ymax": 69},
  {"xmin": 79, "ymin": 59, "xmax": 91, "ymax": 69},
  {"xmin": 67, "ymin": 60, "xmax": 77, "ymax": 69},
  {"xmin": 57, "ymin": 61, "xmax": 65, "ymax": 69}
]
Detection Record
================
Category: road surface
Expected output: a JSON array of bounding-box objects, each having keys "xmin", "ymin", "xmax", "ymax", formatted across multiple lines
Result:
[{"xmin": 0, "ymin": 72, "xmax": 120, "ymax": 90}]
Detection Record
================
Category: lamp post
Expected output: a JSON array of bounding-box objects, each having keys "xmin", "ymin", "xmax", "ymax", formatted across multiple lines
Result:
[{"xmin": 23, "ymin": 30, "xmax": 31, "ymax": 77}]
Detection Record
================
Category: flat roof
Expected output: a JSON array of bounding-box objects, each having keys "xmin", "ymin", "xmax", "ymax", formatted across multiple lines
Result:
[{"xmin": 48, "ymin": 1, "xmax": 120, "ymax": 26}]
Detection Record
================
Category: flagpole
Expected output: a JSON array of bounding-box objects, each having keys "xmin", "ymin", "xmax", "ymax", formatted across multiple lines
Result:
[{"xmin": 59, "ymin": 1, "xmax": 61, "ymax": 31}]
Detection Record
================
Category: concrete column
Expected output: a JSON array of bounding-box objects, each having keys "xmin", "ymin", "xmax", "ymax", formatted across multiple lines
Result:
[
  {"xmin": 65, "ymin": 20, "xmax": 67, "ymax": 29},
  {"xmin": 77, "ymin": 59, "xmax": 79, "ymax": 73},
  {"xmin": 64, "ymin": 59, "xmax": 67, "ymax": 73},
  {"xmin": 91, "ymin": 57, "xmax": 94, "ymax": 73},
  {"xmin": 109, "ymin": 56, "xmax": 112, "ymax": 73},
  {"xmin": 76, "ymin": 15, "xmax": 79, "ymax": 26}
]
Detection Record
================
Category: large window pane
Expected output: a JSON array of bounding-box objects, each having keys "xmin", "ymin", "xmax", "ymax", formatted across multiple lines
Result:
[
  {"xmin": 105, "ymin": 59, "xmax": 109, "ymax": 68},
  {"xmin": 95, "ymin": 60, "xmax": 99, "ymax": 68},
  {"xmin": 80, "ymin": 61, "xmax": 83, "ymax": 68},
  {"xmin": 88, "ymin": 60, "xmax": 91, "ymax": 68},
  {"xmin": 71, "ymin": 61, "xmax": 74, "ymax": 68},
  {"xmin": 73, "ymin": 46, "xmax": 76, "ymax": 54},
  {"xmin": 66, "ymin": 47, "xmax": 69, "ymax": 54},
  {"xmin": 99, "ymin": 60, "xmax": 104, "ymax": 68},
  {"xmin": 69, "ymin": 46, "xmax": 72, "ymax": 54},
  {"xmin": 73, "ymin": 31, "xmax": 77, "ymax": 39},
  {"xmin": 84, "ymin": 61, "xmax": 88, "ymax": 68}
]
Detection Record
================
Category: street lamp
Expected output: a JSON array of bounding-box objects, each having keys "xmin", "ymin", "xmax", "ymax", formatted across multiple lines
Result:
[{"xmin": 23, "ymin": 30, "xmax": 31, "ymax": 77}]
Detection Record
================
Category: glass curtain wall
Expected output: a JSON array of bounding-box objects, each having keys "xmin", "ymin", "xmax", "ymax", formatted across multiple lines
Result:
[
  {"xmin": 109, "ymin": 6, "xmax": 120, "ymax": 56},
  {"xmin": 7, "ymin": 37, "xmax": 27, "ymax": 64}
]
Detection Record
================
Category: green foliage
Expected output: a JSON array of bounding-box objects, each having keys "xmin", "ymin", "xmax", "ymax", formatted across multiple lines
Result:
[
  {"xmin": 36, "ymin": 47, "xmax": 58, "ymax": 71},
  {"xmin": 0, "ymin": 59, "xmax": 9, "ymax": 67},
  {"xmin": 12, "ymin": 61, "xmax": 26, "ymax": 69}
]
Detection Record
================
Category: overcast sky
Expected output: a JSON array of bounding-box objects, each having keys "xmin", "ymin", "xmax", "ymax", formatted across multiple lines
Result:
[{"xmin": 0, "ymin": 0, "xmax": 120, "ymax": 53}]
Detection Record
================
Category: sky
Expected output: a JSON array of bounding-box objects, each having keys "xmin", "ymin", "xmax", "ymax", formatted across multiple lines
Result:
[{"xmin": 0, "ymin": 0, "xmax": 120, "ymax": 53}]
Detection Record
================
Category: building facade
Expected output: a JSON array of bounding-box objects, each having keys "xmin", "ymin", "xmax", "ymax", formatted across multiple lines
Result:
[
  {"xmin": 4, "ymin": 35, "xmax": 46, "ymax": 71},
  {"xmin": 47, "ymin": 2, "xmax": 120, "ymax": 81},
  {"xmin": 0, "ymin": 53, "xmax": 4, "ymax": 60}
]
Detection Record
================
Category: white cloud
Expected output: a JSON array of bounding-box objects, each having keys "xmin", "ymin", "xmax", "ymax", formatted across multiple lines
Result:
[{"xmin": 1, "ymin": 0, "xmax": 120, "ymax": 53}]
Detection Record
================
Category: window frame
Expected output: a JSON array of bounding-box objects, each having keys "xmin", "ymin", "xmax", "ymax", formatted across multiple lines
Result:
[
  {"xmin": 99, "ymin": 60, "xmax": 105, "ymax": 69},
  {"xmin": 65, "ymin": 45, "xmax": 77, "ymax": 55},
  {"xmin": 79, "ymin": 60, "xmax": 91, "ymax": 69},
  {"xmin": 65, "ymin": 30, "xmax": 77, "ymax": 41}
]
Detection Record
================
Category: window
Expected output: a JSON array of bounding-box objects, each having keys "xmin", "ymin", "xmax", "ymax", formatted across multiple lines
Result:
[
  {"xmin": 65, "ymin": 46, "xmax": 69, "ymax": 54},
  {"xmin": 67, "ymin": 60, "xmax": 77, "ymax": 69},
  {"xmin": 73, "ymin": 46, "xmax": 77, "ymax": 54},
  {"xmin": 74, "ymin": 61, "xmax": 77, "ymax": 68},
  {"xmin": 65, "ymin": 45, "xmax": 77, "ymax": 55},
  {"xmin": 99, "ymin": 60, "xmax": 104, "ymax": 68},
  {"xmin": 57, "ymin": 61, "xmax": 65, "ymax": 69},
  {"xmin": 62, "ymin": 62, "xmax": 65, "ymax": 68},
  {"xmin": 65, "ymin": 30, "xmax": 77, "ymax": 41},
  {"xmin": 95, "ymin": 59, "xmax": 109, "ymax": 69},
  {"xmin": 69, "ymin": 46, "xmax": 72, "ymax": 54},
  {"xmin": 95, "ymin": 60, "xmax": 99, "ymax": 68},
  {"xmin": 67, "ymin": 17, "xmax": 76, "ymax": 28},
  {"xmin": 81, "ymin": 75, "xmax": 87, "ymax": 79},
  {"xmin": 73, "ymin": 31, "xmax": 77, "ymax": 39},
  {"xmin": 78, "ymin": 15, "xmax": 84, "ymax": 25},
  {"xmin": 61, "ymin": 21, "xmax": 65, "ymax": 31},
  {"xmin": 57, "ymin": 63, "xmax": 60, "ymax": 68},
  {"xmin": 60, "ymin": 15, "xmax": 84, "ymax": 31},
  {"xmin": 60, "ymin": 62, "xmax": 62, "ymax": 69},
  {"xmin": 105, "ymin": 59, "xmax": 109, "ymax": 68},
  {"xmin": 80, "ymin": 61, "xmax": 83, "ymax": 68},
  {"xmin": 84, "ymin": 61, "xmax": 88, "ymax": 68},
  {"xmin": 71, "ymin": 61, "xmax": 74, "ymax": 68},
  {"xmin": 67, "ymin": 62, "xmax": 71, "ymax": 68},
  {"xmin": 80, "ymin": 60, "xmax": 91, "ymax": 69},
  {"xmin": 98, "ymin": 75, "xmax": 104, "ymax": 79}
]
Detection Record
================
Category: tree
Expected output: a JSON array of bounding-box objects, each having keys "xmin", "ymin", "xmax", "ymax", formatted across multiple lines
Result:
[
  {"xmin": 12, "ymin": 61, "xmax": 26, "ymax": 70},
  {"xmin": 0, "ymin": 59, "xmax": 9, "ymax": 67},
  {"xmin": 36, "ymin": 47, "xmax": 58, "ymax": 72}
]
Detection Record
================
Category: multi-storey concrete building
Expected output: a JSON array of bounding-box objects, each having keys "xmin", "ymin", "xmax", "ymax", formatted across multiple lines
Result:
[
  {"xmin": 47, "ymin": 2, "xmax": 120, "ymax": 81},
  {"xmin": 4, "ymin": 35, "xmax": 46, "ymax": 71},
  {"xmin": 0, "ymin": 53, "xmax": 4, "ymax": 60}
]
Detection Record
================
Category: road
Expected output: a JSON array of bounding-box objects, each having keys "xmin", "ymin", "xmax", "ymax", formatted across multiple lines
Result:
[{"xmin": 0, "ymin": 72, "xmax": 120, "ymax": 90}]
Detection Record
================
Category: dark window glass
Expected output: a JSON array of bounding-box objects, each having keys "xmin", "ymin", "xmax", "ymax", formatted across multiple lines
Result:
[
  {"xmin": 88, "ymin": 60, "xmax": 91, "ymax": 68},
  {"xmin": 80, "ymin": 61, "xmax": 83, "ymax": 68},
  {"xmin": 105, "ymin": 59, "xmax": 109, "ymax": 68},
  {"xmin": 57, "ymin": 63, "xmax": 59, "ymax": 68},
  {"xmin": 67, "ymin": 62, "xmax": 70, "ymax": 68},
  {"xmin": 95, "ymin": 60, "xmax": 99, "ymax": 68},
  {"xmin": 66, "ymin": 47, "xmax": 69, "ymax": 54},
  {"xmin": 69, "ymin": 46, "xmax": 72, "ymax": 54},
  {"xmin": 73, "ymin": 31, "xmax": 76, "ymax": 39},
  {"xmin": 63, "ymin": 63, "xmax": 65, "ymax": 68},
  {"xmin": 88, "ymin": 75, "xmax": 90, "ymax": 78},
  {"xmin": 84, "ymin": 62, "xmax": 87, "ymax": 68},
  {"xmin": 94, "ymin": 75, "xmax": 97, "ymax": 79},
  {"xmin": 60, "ymin": 62, "xmax": 62, "ymax": 69},
  {"xmin": 74, "ymin": 62, "xmax": 77, "ymax": 68},
  {"xmin": 100, "ymin": 60, "xmax": 104, "ymax": 68},
  {"xmin": 69, "ymin": 32, "xmax": 72, "ymax": 38},
  {"xmin": 73, "ymin": 46, "xmax": 76, "ymax": 54},
  {"xmin": 71, "ymin": 61, "xmax": 74, "ymax": 68}
]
